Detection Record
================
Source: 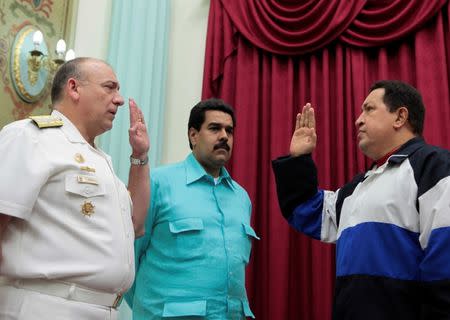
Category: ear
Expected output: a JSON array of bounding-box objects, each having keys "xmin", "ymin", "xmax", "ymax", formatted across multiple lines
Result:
[
  {"xmin": 188, "ymin": 127, "xmax": 199, "ymax": 148},
  {"xmin": 67, "ymin": 78, "xmax": 80, "ymax": 102},
  {"xmin": 393, "ymin": 106, "xmax": 409, "ymax": 130}
]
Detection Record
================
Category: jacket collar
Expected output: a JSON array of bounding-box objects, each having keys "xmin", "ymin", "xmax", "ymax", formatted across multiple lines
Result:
[
  {"xmin": 366, "ymin": 137, "xmax": 424, "ymax": 175},
  {"xmin": 51, "ymin": 110, "xmax": 88, "ymax": 144},
  {"xmin": 387, "ymin": 136, "xmax": 425, "ymax": 165}
]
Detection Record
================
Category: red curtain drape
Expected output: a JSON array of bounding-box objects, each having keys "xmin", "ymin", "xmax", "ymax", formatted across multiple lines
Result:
[{"xmin": 202, "ymin": 1, "xmax": 450, "ymax": 319}]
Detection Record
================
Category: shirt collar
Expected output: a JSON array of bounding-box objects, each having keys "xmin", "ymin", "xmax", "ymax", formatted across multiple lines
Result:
[
  {"xmin": 184, "ymin": 153, "xmax": 235, "ymax": 189},
  {"xmin": 51, "ymin": 110, "xmax": 88, "ymax": 144}
]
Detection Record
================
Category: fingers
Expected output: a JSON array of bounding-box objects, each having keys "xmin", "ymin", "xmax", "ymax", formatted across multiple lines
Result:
[
  {"xmin": 128, "ymin": 98, "xmax": 150, "ymax": 155},
  {"xmin": 129, "ymin": 98, "xmax": 138, "ymax": 124},
  {"xmin": 128, "ymin": 98, "xmax": 148, "ymax": 139},
  {"xmin": 303, "ymin": 103, "xmax": 310, "ymax": 127},
  {"xmin": 308, "ymin": 106, "xmax": 315, "ymax": 129},
  {"xmin": 295, "ymin": 113, "xmax": 301, "ymax": 130},
  {"xmin": 129, "ymin": 98, "xmax": 145, "ymax": 126},
  {"xmin": 298, "ymin": 103, "xmax": 314, "ymax": 129},
  {"xmin": 300, "ymin": 110, "xmax": 305, "ymax": 128}
]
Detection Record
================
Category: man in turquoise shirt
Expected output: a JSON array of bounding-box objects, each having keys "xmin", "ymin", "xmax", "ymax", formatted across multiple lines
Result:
[{"xmin": 126, "ymin": 98, "xmax": 259, "ymax": 319}]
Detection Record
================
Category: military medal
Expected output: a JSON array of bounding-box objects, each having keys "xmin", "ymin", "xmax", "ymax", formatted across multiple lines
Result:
[
  {"xmin": 74, "ymin": 153, "xmax": 85, "ymax": 163},
  {"xmin": 81, "ymin": 201, "xmax": 95, "ymax": 217}
]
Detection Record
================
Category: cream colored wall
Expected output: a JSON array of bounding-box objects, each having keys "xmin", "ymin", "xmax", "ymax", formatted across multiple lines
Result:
[
  {"xmin": 163, "ymin": 0, "xmax": 210, "ymax": 164},
  {"xmin": 73, "ymin": 0, "xmax": 112, "ymax": 59},
  {"xmin": 72, "ymin": 0, "xmax": 209, "ymax": 165}
]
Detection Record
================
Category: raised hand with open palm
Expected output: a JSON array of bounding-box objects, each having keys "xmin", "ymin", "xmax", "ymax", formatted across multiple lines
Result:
[{"xmin": 289, "ymin": 103, "xmax": 317, "ymax": 157}]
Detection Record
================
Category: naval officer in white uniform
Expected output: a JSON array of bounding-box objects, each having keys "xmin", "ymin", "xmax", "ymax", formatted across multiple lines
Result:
[{"xmin": 0, "ymin": 57, "xmax": 150, "ymax": 320}]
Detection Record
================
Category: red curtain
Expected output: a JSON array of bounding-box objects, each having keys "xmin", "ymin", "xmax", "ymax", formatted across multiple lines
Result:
[{"xmin": 202, "ymin": 1, "xmax": 450, "ymax": 319}]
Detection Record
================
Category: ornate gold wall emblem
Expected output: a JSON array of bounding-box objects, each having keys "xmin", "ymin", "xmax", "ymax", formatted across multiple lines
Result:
[
  {"xmin": 0, "ymin": 0, "xmax": 77, "ymax": 129},
  {"xmin": 11, "ymin": 24, "xmax": 49, "ymax": 103}
]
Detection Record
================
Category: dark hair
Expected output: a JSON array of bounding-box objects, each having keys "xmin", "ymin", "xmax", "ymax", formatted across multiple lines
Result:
[
  {"xmin": 51, "ymin": 57, "xmax": 98, "ymax": 104},
  {"xmin": 370, "ymin": 80, "xmax": 425, "ymax": 135},
  {"xmin": 188, "ymin": 98, "xmax": 236, "ymax": 149}
]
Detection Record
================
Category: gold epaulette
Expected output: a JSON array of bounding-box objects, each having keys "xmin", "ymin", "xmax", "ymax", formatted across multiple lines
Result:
[{"xmin": 29, "ymin": 115, "xmax": 64, "ymax": 129}]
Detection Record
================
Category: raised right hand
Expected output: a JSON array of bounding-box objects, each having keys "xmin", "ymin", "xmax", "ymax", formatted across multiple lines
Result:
[
  {"xmin": 128, "ymin": 98, "xmax": 150, "ymax": 160},
  {"xmin": 289, "ymin": 103, "xmax": 317, "ymax": 157}
]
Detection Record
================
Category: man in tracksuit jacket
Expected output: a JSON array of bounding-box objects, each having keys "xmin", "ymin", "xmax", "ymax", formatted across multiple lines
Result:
[{"xmin": 272, "ymin": 80, "xmax": 450, "ymax": 319}]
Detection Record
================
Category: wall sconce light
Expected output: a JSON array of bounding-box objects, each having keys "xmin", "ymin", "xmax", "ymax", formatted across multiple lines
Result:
[
  {"xmin": 10, "ymin": 25, "xmax": 75, "ymax": 103},
  {"xmin": 28, "ymin": 30, "xmax": 75, "ymax": 86}
]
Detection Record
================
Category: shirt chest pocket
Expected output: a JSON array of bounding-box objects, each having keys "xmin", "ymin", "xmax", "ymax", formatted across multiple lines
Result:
[
  {"xmin": 168, "ymin": 217, "xmax": 205, "ymax": 260},
  {"xmin": 65, "ymin": 174, "xmax": 106, "ymax": 198}
]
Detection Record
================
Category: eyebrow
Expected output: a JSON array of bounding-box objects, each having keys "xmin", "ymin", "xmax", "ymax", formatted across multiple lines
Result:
[
  {"xmin": 101, "ymin": 80, "xmax": 120, "ymax": 90},
  {"xmin": 208, "ymin": 122, "xmax": 233, "ymax": 128}
]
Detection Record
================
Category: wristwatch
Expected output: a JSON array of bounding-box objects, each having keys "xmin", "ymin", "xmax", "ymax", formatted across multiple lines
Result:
[{"xmin": 130, "ymin": 155, "xmax": 149, "ymax": 166}]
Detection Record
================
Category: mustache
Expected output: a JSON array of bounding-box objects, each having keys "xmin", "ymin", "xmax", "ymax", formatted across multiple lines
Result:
[{"xmin": 214, "ymin": 141, "xmax": 230, "ymax": 151}]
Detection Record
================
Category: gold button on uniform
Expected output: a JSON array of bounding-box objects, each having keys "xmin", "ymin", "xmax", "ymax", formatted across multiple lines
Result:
[{"xmin": 74, "ymin": 153, "xmax": 85, "ymax": 163}]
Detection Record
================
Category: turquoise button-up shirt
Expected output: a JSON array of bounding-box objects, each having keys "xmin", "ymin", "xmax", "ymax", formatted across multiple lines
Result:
[{"xmin": 126, "ymin": 153, "xmax": 259, "ymax": 319}]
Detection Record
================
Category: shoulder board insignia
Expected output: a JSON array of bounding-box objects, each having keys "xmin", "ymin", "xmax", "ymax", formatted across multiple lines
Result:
[{"xmin": 29, "ymin": 115, "xmax": 63, "ymax": 129}]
